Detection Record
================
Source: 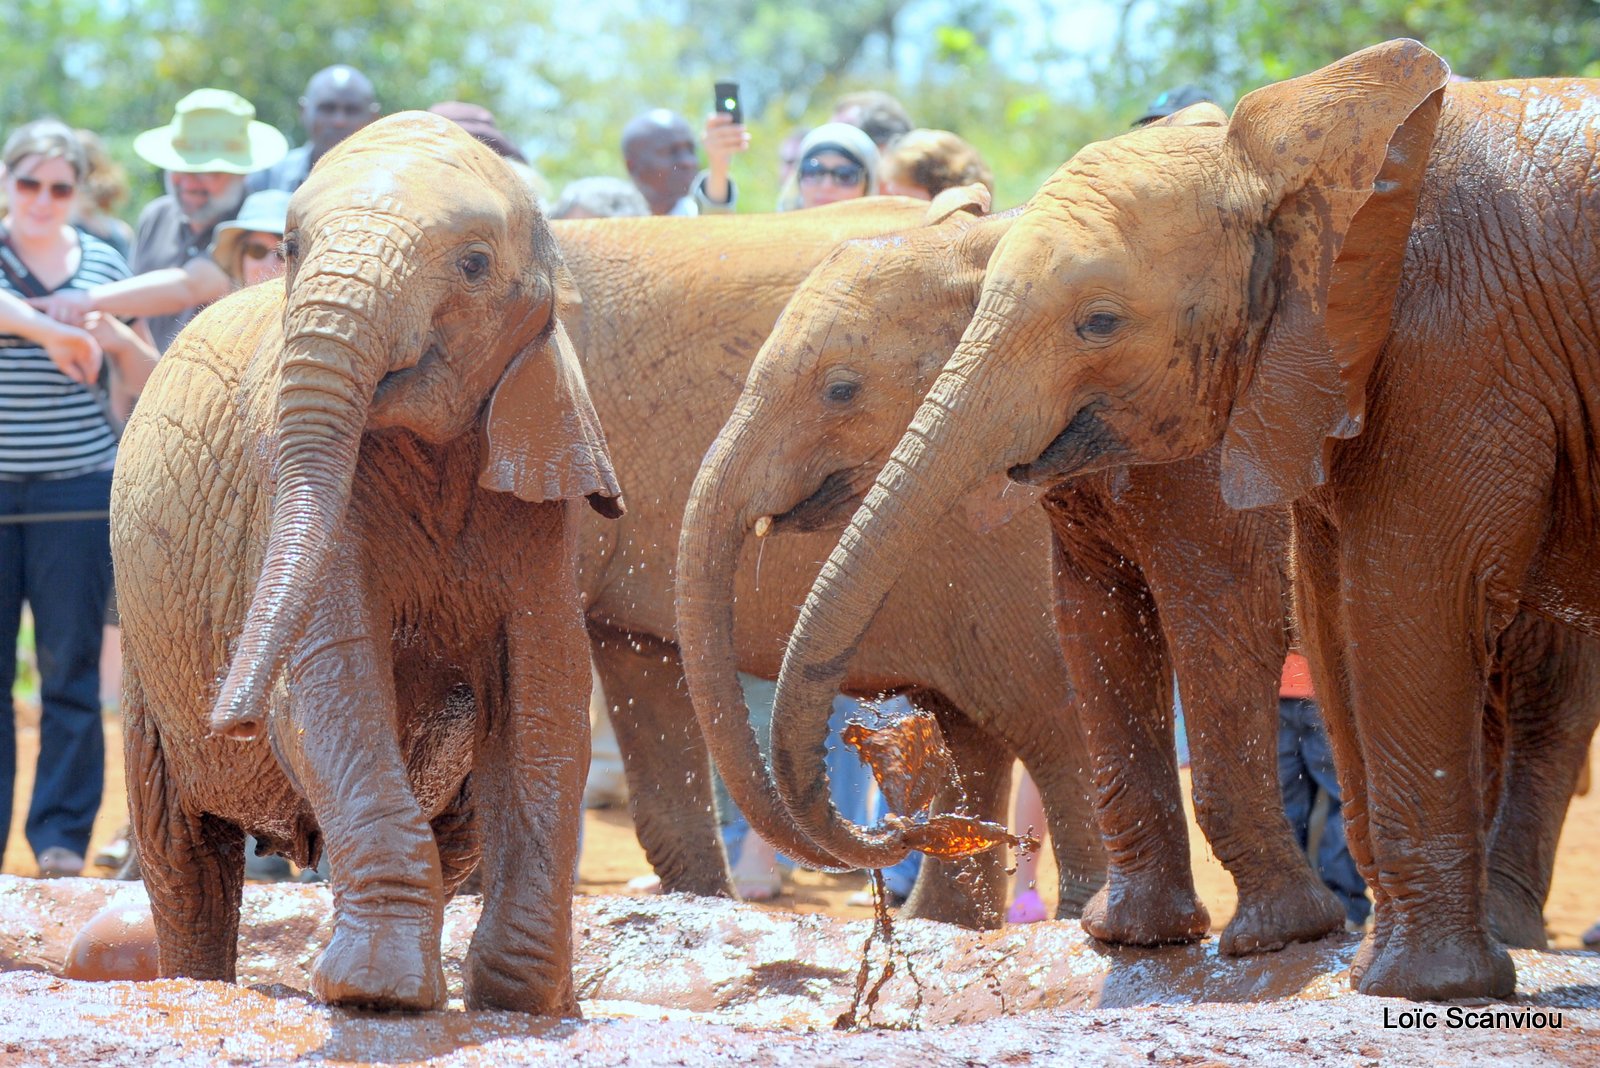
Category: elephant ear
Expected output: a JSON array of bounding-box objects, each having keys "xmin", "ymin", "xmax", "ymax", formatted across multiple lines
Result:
[
  {"xmin": 478, "ymin": 316, "xmax": 625, "ymax": 518},
  {"xmin": 1219, "ymin": 39, "xmax": 1449, "ymax": 508},
  {"xmin": 925, "ymin": 182, "xmax": 990, "ymax": 223}
]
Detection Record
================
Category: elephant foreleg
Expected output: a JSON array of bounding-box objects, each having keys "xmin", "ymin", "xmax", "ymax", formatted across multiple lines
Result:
[
  {"xmin": 126, "ymin": 673, "xmax": 245, "ymax": 981},
  {"xmin": 1045, "ymin": 510, "xmax": 1208, "ymax": 947},
  {"xmin": 1292, "ymin": 501, "xmax": 1390, "ymax": 981},
  {"xmin": 465, "ymin": 517, "xmax": 588, "ymax": 1017},
  {"xmin": 898, "ymin": 691, "xmax": 1012, "ymax": 930},
  {"xmin": 1146, "ymin": 515, "xmax": 1343, "ymax": 956},
  {"xmin": 272, "ymin": 544, "xmax": 445, "ymax": 1011},
  {"xmin": 588, "ymin": 621, "xmax": 730, "ymax": 897},
  {"xmin": 1486, "ymin": 613, "xmax": 1600, "ymax": 948},
  {"xmin": 1338, "ymin": 528, "xmax": 1515, "ymax": 1000}
]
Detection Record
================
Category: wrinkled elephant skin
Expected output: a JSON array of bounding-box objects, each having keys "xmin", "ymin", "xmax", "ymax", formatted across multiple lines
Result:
[
  {"xmin": 111, "ymin": 113, "xmax": 620, "ymax": 1014},
  {"xmin": 701, "ymin": 192, "xmax": 1343, "ymax": 952},
  {"xmin": 782, "ymin": 41, "xmax": 1600, "ymax": 1001},
  {"xmin": 552, "ymin": 202, "xmax": 1108, "ymax": 925}
]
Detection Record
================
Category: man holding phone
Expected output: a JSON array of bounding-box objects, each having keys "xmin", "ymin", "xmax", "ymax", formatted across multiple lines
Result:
[{"xmin": 620, "ymin": 82, "xmax": 748, "ymax": 216}]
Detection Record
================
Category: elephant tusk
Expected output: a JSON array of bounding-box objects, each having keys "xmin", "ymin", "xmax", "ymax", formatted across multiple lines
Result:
[{"xmin": 753, "ymin": 515, "xmax": 773, "ymax": 538}]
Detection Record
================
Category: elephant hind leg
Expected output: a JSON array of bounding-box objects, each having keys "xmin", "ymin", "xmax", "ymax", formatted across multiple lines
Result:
[
  {"xmin": 1486, "ymin": 614, "xmax": 1600, "ymax": 948},
  {"xmin": 589, "ymin": 621, "xmax": 730, "ymax": 898},
  {"xmin": 125, "ymin": 685, "xmax": 245, "ymax": 981},
  {"xmin": 1010, "ymin": 733, "xmax": 1105, "ymax": 920}
]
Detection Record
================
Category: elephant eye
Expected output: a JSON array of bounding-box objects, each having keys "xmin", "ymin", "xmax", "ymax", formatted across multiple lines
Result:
[
  {"xmin": 825, "ymin": 380, "xmax": 859, "ymax": 405},
  {"xmin": 1075, "ymin": 311, "xmax": 1123, "ymax": 341},
  {"xmin": 458, "ymin": 251, "xmax": 490, "ymax": 280}
]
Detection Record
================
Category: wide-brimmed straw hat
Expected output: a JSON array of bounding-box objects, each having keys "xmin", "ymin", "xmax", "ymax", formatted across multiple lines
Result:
[{"xmin": 133, "ymin": 89, "xmax": 288, "ymax": 174}]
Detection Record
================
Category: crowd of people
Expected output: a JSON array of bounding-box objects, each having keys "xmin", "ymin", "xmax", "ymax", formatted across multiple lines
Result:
[{"xmin": 2, "ymin": 64, "xmax": 1377, "ymax": 935}]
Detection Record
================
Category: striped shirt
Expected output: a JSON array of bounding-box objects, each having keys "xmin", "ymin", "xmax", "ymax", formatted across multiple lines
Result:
[{"xmin": 0, "ymin": 233, "xmax": 129, "ymax": 478}]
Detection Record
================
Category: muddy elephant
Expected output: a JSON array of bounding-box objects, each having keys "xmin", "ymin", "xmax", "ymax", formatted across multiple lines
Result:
[
  {"xmin": 682, "ymin": 183, "xmax": 1347, "ymax": 954},
  {"xmin": 769, "ymin": 42, "xmax": 1600, "ymax": 1000},
  {"xmin": 552, "ymin": 199, "xmax": 1105, "ymax": 928},
  {"xmin": 111, "ymin": 114, "xmax": 622, "ymax": 1014}
]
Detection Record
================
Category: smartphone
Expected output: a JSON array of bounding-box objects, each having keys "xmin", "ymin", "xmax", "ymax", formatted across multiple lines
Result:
[{"xmin": 714, "ymin": 81, "xmax": 742, "ymax": 125}]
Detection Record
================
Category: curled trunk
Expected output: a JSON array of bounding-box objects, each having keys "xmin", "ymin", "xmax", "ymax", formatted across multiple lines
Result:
[
  {"xmin": 769, "ymin": 291, "xmax": 1047, "ymax": 869},
  {"xmin": 676, "ymin": 405, "xmax": 856, "ymax": 873}
]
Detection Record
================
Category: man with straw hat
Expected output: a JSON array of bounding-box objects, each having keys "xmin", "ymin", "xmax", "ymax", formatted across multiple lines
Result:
[{"xmin": 128, "ymin": 90, "xmax": 286, "ymax": 350}]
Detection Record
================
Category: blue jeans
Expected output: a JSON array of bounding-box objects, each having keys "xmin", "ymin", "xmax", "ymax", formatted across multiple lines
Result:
[
  {"xmin": 716, "ymin": 678, "xmax": 922, "ymax": 898},
  {"xmin": 0, "ymin": 470, "xmax": 112, "ymax": 861},
  {"xmin": 1278, "ymin": 696, "xmax": 1369, "ymax": 925}
]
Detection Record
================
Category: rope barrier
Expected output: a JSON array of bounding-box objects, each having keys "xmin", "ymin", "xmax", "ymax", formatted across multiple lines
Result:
[{"xmin": 0, "ymin": 510, "xmax": 111, "ymax": 525}]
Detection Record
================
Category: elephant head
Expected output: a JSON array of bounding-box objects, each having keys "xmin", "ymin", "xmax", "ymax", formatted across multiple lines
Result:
[
  {"xmin": 211, "ymin": 112, "xmax": 622, "ymax": 739},
  {"xmin": 768, "ymin": 41, "xmax": 1449, "ymax": 847},
  {"xmin": 677, "ymin": 188, "xmax": 1014, "ymax": 869}
]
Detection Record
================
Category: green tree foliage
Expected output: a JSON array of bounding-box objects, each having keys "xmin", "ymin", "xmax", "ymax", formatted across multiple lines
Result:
[
  {"xmin": 3, "ymin": 2, "xmax": 1593, "ymax": 221},
  {"xmin": 1124, "ymin": 0, "xmax": 1600, "ymax": 104}
]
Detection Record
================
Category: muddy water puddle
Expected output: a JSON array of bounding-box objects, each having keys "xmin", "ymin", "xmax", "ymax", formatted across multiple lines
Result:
[{"xmin": 4, "ymin": 875, "xmax": 1600, "ymax": 1065}]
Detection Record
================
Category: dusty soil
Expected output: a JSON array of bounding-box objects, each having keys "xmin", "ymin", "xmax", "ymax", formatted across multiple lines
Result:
[
  {"xmin": 3, "ymin": 878, "xmax": 1598, "ymax": 1066},
  {"xmin": 6, "ymin": 700, "xmax": 1600, "ymax": 1065},
  {"xmin": 9, "ymin": 701, "xmax": 1600, "ymax": 946}
]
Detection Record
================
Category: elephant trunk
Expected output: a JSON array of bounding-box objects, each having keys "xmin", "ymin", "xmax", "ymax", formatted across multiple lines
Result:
[
  {"xmin": 210, "ymin": 242, "xmax": 409, "ymax": 739},
  {"xmin": 770, "ymin": 287, "xmax": 1048, "ymax": 868},
  {"xmin": 676, "ymin": 401, "xmax": 856, "ymax": 872}
]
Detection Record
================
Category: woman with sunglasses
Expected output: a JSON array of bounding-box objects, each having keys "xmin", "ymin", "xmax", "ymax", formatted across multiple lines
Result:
[
  {"xmin": 0, "ymin": 119, "xmax": 159, "ymax": 879},
  {"xmin": 209, "ymin": 190, "xmax": 290, "ymax": 288},
  {"xmin": 775, "ymin": 122, "xmax": 880, "ymax": 212}
]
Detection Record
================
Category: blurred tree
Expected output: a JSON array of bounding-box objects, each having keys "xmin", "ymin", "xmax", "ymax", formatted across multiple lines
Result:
[
  {"xmin": 19, "ymin": 1, "xmax": 1583, "ymax": 221},
  {"xmin": 1119, "ymin": 0, "xmax": 1600, "ymax": 115},
  {"xmin": 0, "ymin": 0, "xmax": 564, "ymax": 207}
]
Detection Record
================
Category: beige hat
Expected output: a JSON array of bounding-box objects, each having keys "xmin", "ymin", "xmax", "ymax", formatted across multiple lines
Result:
[{"xmin": 134, "ymin": 89, "xmax": 289, "ymax": 174}]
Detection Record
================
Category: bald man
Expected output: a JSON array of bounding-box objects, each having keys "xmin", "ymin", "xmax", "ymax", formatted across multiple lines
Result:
[
  {"xmin": 247, "ymin": 65, "xmax": 380, "ymax": 193},
  {"xmin": 621, "ymin": 108, "xmax": 744, "ymax": 216}
]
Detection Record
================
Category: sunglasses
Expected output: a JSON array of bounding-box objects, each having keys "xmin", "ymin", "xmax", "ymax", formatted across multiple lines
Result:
[
  {"xmin": 242, "ymin": 241, "xmax": 284, "ymax": 262},
  {"xmin": 13, "ymin": 175, "xmax": 76, "ymax": 200},
  {"xmin": 798, "ymin": 157, "xmax": 865, "ymax": 187}
]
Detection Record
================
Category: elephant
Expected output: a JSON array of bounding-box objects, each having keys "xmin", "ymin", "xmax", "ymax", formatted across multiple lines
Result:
[
  {"xmin": 766, "ymin": 41, "xmax": 1600, "ymax": 1000},
  {"xmin": 679, "ymin": 180, "xmax": 1346, "ymax": 955},
  {"xmin": 548, "ymin": 198, "xmax": 1109, "ymax": 928},
  {"xmin": 110, "ymin": 113, "xmax": 622, "ymax": 1014}
]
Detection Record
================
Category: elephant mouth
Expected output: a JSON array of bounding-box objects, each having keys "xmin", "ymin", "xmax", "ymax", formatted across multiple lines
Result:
[
  {"xmin": 1008, "ymin": 402, "xmax": 1126, "ymax": 487},
  {"xmin": 371, "ymin": 343, "xmax": 442, "ymax": 409},
  {"xmin": 764, "ymin": 467, "xmax": 872, "ymax": 535}
]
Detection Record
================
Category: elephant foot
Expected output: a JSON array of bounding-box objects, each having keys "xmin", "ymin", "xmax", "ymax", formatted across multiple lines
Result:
[
  {"xmin": 1219, "ymin": 877, "xmax": 1344, "ymax": 956},
  {"xmin": 1081, "ymin": 877, "xmax": 1209, "ymax": 947},
  {"xmin": 1356, "ymin": 927, "xmax": 1515, "ymax": 1001},
  {"xmin": 314, "ymin": 914, "xmax": 446, "ymax": 1011},
  {"xmin": 656, "ymin": 864, "xmax": 733, "ymax": 899},
  {"xmin": 465, "ymin": 949, "xmax": 581, "ymax": 1016},
  {"xmin": 1348, "ymin": 920, "xmax": 1388, "ymax": 988},
  {"xmin": 1487, "ymin": 884, "xmax": 1549, "ymax": 950}
]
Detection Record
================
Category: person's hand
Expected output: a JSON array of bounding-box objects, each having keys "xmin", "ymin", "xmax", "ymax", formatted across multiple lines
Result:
[
  {"xmin": 41, "ymin": 320, "xmax": 103, "ymax": 385},
  {"xmin": 701, "ymin": 112, "xmax": 750, "ymax": 206},
  {"xmin": 82, "ymin": 311, "xmax": 138, "ymax": 354},
  {"xmin": 702, "ymin": 111, "xmax": 750, "ymax": 168},
  {"xmin": 27, "ymin": 289, "xmax": 93, "ymax": 327}
]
